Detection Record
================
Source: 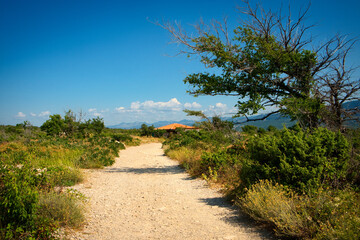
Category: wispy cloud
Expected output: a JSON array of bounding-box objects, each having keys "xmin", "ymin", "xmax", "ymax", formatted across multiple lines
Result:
[
  {"xmin": 129, "ymin": 98, "xmax": 182, "ymax": 111},
  {"xmin": 88, "ymin": 108, "xmax": 107, "ymax": 117},
  {"xmin": 130, "ymin": 102, "xmax": 141, "ymax": 110},
  {"xmin": 91, "ymin": 99, "xmax": 235, "ymax": 125},
  {"xmin": 115, "ymin": 107, "xmax": 125, "ymax": 112},
  {"xmin": 39, "ymin": 111, "xmax": 51, "ymax": 117},
  {"xmin": 184, "ymin": 102, "xmax": 202, "ymax": 109},
  {"xmin": 30, "ymin": 113, "xmax": 37, "ymax": 117},
  {"xmin": 16, "ymin": 112, "xmax": 26, "ymax": 118},
  {"xmin": 205, "ymin": 102, "xmax": 231, "ymax": 116}
]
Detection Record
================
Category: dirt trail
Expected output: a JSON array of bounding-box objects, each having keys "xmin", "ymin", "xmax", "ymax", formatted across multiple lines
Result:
[{"xmin": 68, "ymin": 143, "xmax": 271, "ymax": 240}]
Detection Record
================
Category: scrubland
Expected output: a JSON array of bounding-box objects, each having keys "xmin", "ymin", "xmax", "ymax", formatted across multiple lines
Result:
[
  {"xmin": 0, "ymin": 119, "xmax": 140, "ymax": 239},
  {"xmin": 2, "ymin": 115, "xmax": 360, "ymax": 239},
  {"xmin": 163, "ymin": 121, "xmax": 360, "ymax": 239}
]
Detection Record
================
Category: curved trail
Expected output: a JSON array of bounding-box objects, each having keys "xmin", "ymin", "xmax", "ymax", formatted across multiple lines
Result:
[{"xmin": 69, "ymin": 143, "xmax": 271, "ymax": 240}]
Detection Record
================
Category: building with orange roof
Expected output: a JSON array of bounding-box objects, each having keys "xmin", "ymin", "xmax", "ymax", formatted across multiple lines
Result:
[
  {"xmin": 156, "ymin": 123, "xmax": 198, "ymax": 130},
  {"xmin": 156, "ymin": 123, "xmax": 199, "ymax": 136}
]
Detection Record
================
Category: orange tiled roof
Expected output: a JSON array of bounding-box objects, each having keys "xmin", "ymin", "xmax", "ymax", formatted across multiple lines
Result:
[{"xmin": 156, "ymin": 123, "xmax": 197, "ymax": 130}]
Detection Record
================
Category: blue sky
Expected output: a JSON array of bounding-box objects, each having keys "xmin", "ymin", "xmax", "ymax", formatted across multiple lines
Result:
[{"xmin": 1, "ymin": 0, "xmax": 359, "ymax": 126}]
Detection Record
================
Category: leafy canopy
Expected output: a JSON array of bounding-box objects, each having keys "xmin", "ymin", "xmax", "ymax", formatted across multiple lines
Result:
[{"xmin": 158, "ymin": 1, "xmax": 358, "ymax": 129}]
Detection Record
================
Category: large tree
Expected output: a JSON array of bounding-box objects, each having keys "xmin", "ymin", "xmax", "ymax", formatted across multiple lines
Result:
[{"xmin": 157, "ymin": 1, "xmax": 358, "ymax": 129}]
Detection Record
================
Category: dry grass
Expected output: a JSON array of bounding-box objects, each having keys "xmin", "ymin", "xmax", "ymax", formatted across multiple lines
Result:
[
  {"xmin": 135, "ymin": 136, "xmax": 165, "ymax": 144},
  {"xmin": 165, "ymin": 146, "xmax": 205, "ymax": 176},
  {"xmin": 239, "ymin": 180, "xmax": 306, "ymax": 238},
  {"xmin": 37, "ymin": 189, "xmax": 86, "ymax": 229}
]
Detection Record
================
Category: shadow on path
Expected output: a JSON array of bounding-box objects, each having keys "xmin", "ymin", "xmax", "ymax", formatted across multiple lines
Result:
[
  {"xmin": 199, "ymin": 197, "xmax": 275, "ymax": 239},
  {"xmin": 104, "ymin": 165, "xmax": 183, "ymax": 175}
]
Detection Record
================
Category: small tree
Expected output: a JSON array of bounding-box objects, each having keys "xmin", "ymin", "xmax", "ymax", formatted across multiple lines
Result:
[
  {"xmin": 184, "ymin": 109, "xmax": 234, "ymax": 132},
  {"xmin": 89, "ymin": 117, "xmax": 105, "ymax": 135},
  {"xmin": 41, "ymin": 112, "xmax": 105, "ymax": 137},
  {"xmin": 64, "ymin": 110, "xmax": 78, "ymax": 136},
  {"xmin": 140, "ymin": 124, "xmax": 155, "ymax": 137},
  {"xmin": 41, "ymin": 114, "xmax": 66, "ymax": 136}
]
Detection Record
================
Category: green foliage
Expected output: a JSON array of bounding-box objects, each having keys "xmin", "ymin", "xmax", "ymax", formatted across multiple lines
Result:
[
  {"xmin": 184, "ymin": 25, "xmax": 321, "ymax": 128},
  {"xmin": 267, "ymin": 125, "xmax": 277, "ymax": 132},
  {"xmin": 240, "ymin": 181, "xmax": 360, "ymax": 239},
  {"xmin": 41, "ymin": 111, "xmax": 105, "ymax": 137},
  {"xmin": 200, "ymin": 150, "xmax": 239, "ymax": 173},
  {"xmin": 241, "ymin": 127, "xmax": 350, "ymax": 193},
  {"xmin": 163, "ymin": 128, "xmax": 232, "ymax": 152},
  {"xmin": 87, "ymin": 117, "xmax": 105, "ymax": 135},
  {"xmin": 37, "ymin": 189, "xmax": 85, "ymax": 229},
  {"xmin": 112, "ymin": 133, "xmax": 133, "ymax": 142},
  {"xmin": 41, "ymin": 114, "xmax": 66, "ymax": 136},
  {"xmin": 0, "ymin": 163, "xmax": 56, "ymax": 239},
  {"xmin": 0, "ymin": 118, "xmax": 132, "ymax": 238},
  {"xmin": 46, "ymin": 166, "xmax": 82, "ymax": 187},
  {"xmin": 164, "ymin": 123, "xmax": 360, "ymax": 239},
  {"xmin": 140, "ymin": 124, "xmax": 154, "ymax": 137},
  {"xmin": 241, "ymin": 125, "xmax": 258, "ymax": 134},
  {"xmin": 346, "ymin": 128, "xmax": 360, "ymax": 189},
  {"xmin": 140, "ymin": 124, "xmax": 166, "ymax": 137},
  {"xmin": 184, "ymin": 110, "xmax": 234, "ymax": 133},
  {"xmin": 305, "ymin": 188, "xmax": 360, "ymax": 240},
  {"xmin": 75, "ymin": 136, "xmax": 124, "ymax": 168}
]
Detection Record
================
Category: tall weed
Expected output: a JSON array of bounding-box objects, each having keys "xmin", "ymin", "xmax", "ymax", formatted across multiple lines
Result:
[
  {"xmin": 240, "ymin": 180, "xmax": 306, "ymax": 238},
  {"xmin": 37, "ymin": 189, "xmax": 85, "ymax": 229}
]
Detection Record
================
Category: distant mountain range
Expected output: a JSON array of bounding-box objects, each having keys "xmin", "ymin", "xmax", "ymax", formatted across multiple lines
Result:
[
  {"xmin": 107, "ymin": 100, "xmax": 359, "ymax": 129},
  {"xmin": 107, "ymin": 114, "xmax": 293, "ymax": 130}
]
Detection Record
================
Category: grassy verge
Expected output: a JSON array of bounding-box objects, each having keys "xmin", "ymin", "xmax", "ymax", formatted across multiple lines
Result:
[
  {"xmin": 0, "ymin": 125, "xmax": 137, "ymax": 239},
  {"xmin": 163, "ymin": 126, "xmax": 360, "ymax": 239}
]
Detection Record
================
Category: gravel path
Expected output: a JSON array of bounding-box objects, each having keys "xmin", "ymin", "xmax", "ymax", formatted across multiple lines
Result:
[{"xmin": 68, "ymin": 143, "xmax": 272, "ymax": 240}]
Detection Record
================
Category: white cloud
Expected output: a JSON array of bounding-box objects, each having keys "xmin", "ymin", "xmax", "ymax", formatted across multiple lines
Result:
[
  {"xmin": 88, "ymin": 108, "xmax": 97, "ymax": 113},
  {"xmin": 39, "ymin": 111, "xmax": 51, "ymax": 117},
  {"xmin": 16, "ymin": 112, "xmax": 26, "ymax": 118},
  {"xmin": 184, "ymin": 102, "xmax": 202, "ymax": 109},
  {"xmin": 131, "ymin": 101, "xmax": 141, "ymax": 110},
  {"xmin": 30, "ymin": 113, "xmax": 37, "ymax": 117},
  {"xmin": 129, "ymin": 98, "xmax": 182, "ymax": 111},
  {"xmin": 215, "ymin": 102, "xmax": 227, "ymax": 110},
  {"xmin": 93, "ymin": 112, "xmax": 102, "ymax": 117},
  {"xmin": 115, "ymin": 107, "xmax": 125, "ymax": 112},
  {"xmin": 206, "ymin": 102, "xmax": 229, "ymax": 116}
]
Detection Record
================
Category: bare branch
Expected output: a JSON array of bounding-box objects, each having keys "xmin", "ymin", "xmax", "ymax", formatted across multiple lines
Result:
[{"xmin": 235, "ymin": 110, "xmax": 281, "ymax": 124}]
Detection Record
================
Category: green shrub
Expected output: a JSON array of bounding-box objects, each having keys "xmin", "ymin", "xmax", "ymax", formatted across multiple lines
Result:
[
  {"xmin": 267, "ymin": 125, "xmax": 278, "ymax": 132},
  {"xmin": 139, "ymin": 124, "xmax": 166, "ymax": 137},
  {"xmin": 112, "ymin": 133, "xmax": 133, "ymax": 142},
  {"xmin": 241, "ymin": 125, "xmax": 258, "ymax": 134},
  {"xmin": 0, "ymin": 164, "xmax": 56, "ymax": 239},
  {"xmin": 46, "ymin": 166, "xmax": 83, "ymax": 187},
  {"xmin": 241, "ymin": 127, "xmax": 350, "ymax": 193},
  {"xmin": 304, "ymin": 188, "xmax": 360, "ymax": 240},
  {"xmin": 200, "ymin": 150, "xmax": 239, "ymax": 173}
]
